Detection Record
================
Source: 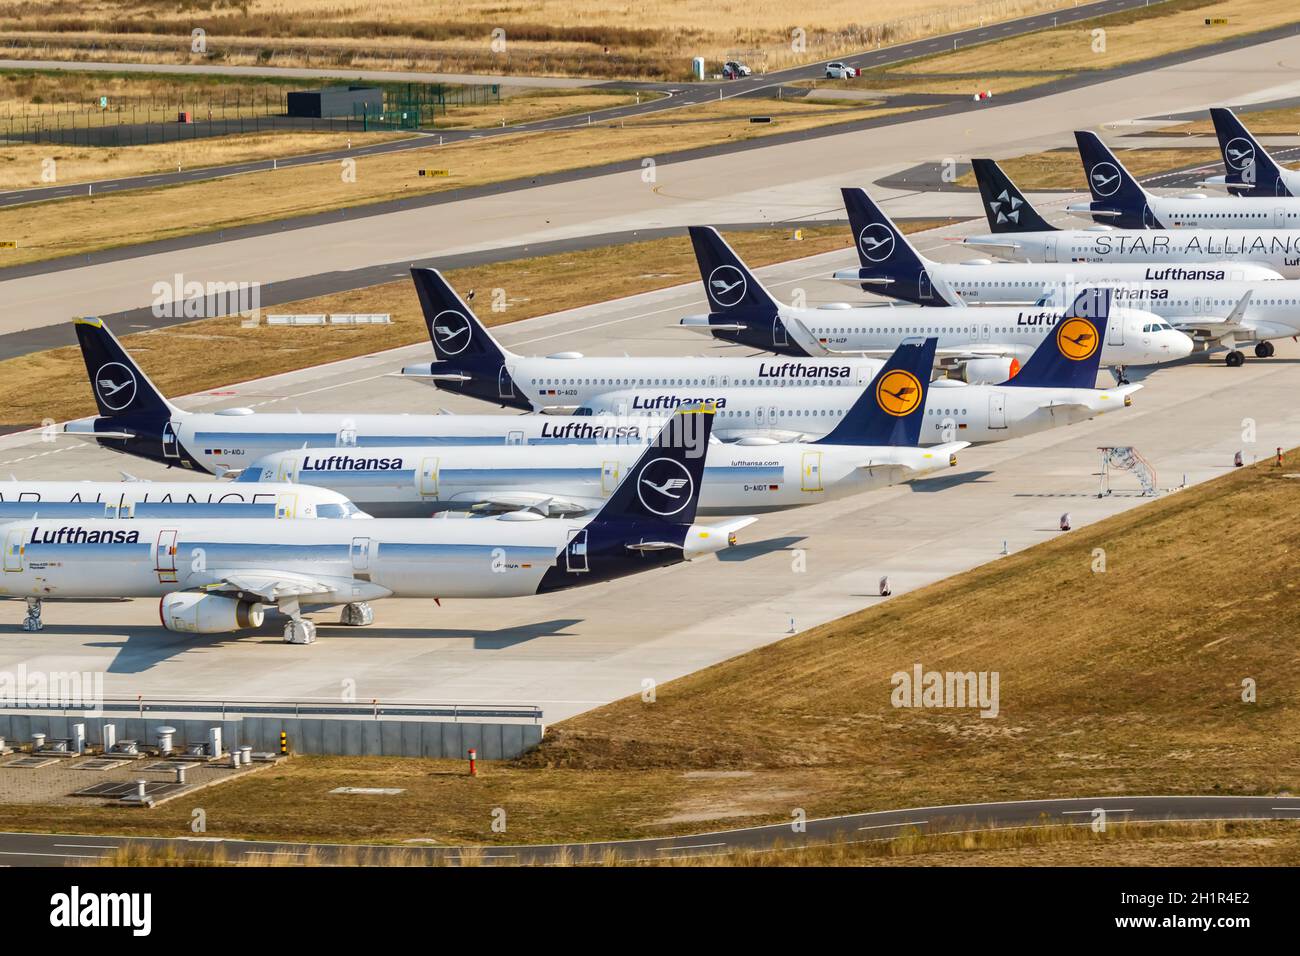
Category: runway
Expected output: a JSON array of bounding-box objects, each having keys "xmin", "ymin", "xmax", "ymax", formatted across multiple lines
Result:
[
  {"xmin": 2, "ymin": 795, "xmax": 1295, "ymax": 864},
  {"xmin": 3, "ymin": 234, "xmax": 1300, "ymax": 719},
  {"xmin": 6, "ymin": 24, "xmax": 1300, "ymax": 336}
]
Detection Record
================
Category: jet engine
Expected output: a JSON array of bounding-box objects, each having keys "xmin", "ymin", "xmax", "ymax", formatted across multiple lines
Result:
[
  {"xmin": 160, "ymin": 592, "xmax": 265, "ymax": 634},
  {"xmin": 958, "ymin": 357, "xmax": 1020, "ymax": 383}
]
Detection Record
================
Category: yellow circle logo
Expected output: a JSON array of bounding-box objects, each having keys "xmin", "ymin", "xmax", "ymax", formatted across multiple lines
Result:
[
  {"xmin": 1056, "ymin": 317, "xmax": 1099, "ymax": 361},
  {"xmin": 876, "ymin": 369, "xmax": 924, "ymax": 417}
]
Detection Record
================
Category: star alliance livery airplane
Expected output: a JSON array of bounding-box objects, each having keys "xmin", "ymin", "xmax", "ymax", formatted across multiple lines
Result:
[
  {"xmin": 1068, "ymin": 130, "xmax": 1300, "ymax": 229},
  {"xmin": 679, "ymin": 220, "xmax": 1190, "ymax": 381},
  {"xmin": 963, "ymin": 159, "xmax": 1300, "ymax": 278},
  {"xmin": 64, "ymin": 318, "xmax": 671, "ymax": 476},
  {"xmin": 398, "ymin": 267, "xmax": 884, "ymax": 413},
  {"xmin": 594, "ymin": 290, "xmax": 1138, "ymax": 445},
  {"xmin": 0, "ymin": 479, "xmax": 362, "ymax": 521},
  {"xmin": 1204, "ymin": 107, "xmax": 1300, "ymax": 198},
  {"xmin": 5, "ymin": 408, "xmax": 754, "ymax": 641},
  {"xmin": 239, "ymin": 339, "xmax": 966, "ymax": 516}
]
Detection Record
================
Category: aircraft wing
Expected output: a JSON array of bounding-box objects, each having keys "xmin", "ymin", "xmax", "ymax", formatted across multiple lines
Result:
[
  {"xmin": 857, "ymin": 441, "xmax": 969, "ymax": 472},
  {"xmin": 463, "ymin": 492, "xmax": 596, "ymax": 516},
  {"xmin": 203, "ymin": 569, "xmax": 342, "ymax": 603}
]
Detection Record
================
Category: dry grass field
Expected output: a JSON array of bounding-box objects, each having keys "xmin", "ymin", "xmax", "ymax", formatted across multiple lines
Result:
[
  {"xmin": 1172, "ymin": 105, "xmax": 1300, "ymax": 136},
  {"xmin": 0, "ymin": 96, "xmax": 913, "ymax": 267},
  {"xmin": 954, "ymin": 147, "xmax": 1225, "ymax": 190},
  {"xmin": 0, "ymin": 130, "xmax": 410, "ymax": 189},
  {"xmin": 2, "ymin": 450, "xmax": 1296, "ymax": 848},
  {"xmin": 891, "ymin": 0, "xmax": 1300, "ymax": 77},
  {"xmin": 0, "ymin": 0, "xmax": 1080, "ymax": 80}
]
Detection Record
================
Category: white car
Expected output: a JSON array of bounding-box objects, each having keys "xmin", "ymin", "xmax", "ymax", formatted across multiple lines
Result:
[{"xmin": 825, "ymin": 62, "xmax": 858, "ymax": 79}]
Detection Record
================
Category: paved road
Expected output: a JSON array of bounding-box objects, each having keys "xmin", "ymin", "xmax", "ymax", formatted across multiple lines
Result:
[
  {"xmin": 1, "ymin": 795, "xmax": 1295, "ymax": 864},
  {"xmin": 0, "ymin": 0, "xmax": 1166, "ymax": 211}
]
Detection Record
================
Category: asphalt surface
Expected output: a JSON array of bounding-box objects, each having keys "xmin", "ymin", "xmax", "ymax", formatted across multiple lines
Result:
[
  {"xmin": 0, "ymin": 0, "xmax": 1173, "ymax": 212},
  {"xmin": 1, "ymin": 795, "xmax": 1295, "ymax": 864}
]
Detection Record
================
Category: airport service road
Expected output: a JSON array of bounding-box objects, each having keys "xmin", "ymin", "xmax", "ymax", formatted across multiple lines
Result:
[
  {"xmin": 2, "ymin": 796, "xmax": 1297, "ymax": 864},
  {"xmin": 6, "ymin": 31, "xmax": 1300, "ymax": 332},
  {"xmin": 3, "ymin": 245, "xmax": 1300, "ymax": 719}
]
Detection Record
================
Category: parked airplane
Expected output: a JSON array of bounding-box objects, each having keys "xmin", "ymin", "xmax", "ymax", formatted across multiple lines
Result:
[
  {"xmin": 964, "ymin": 159, "xmax": 1300, "ymax": 278},
  {"xmin": 3, "ymin": 408, "xmax": 754, "ymax": 641},
  {"xmin": 64, "ymin": 317, "xmax": 669, "ymax": 476},
  {"xmin": 239, "ymin": 339, "xmax": 966, "ymax": 516},
  {"xmin": 600, "ymin": 290, "xmax": 1136, "ymax": 445},
  {"xmin": 1069, "ymin": 130, "xmax": 1300, "ymax": 229},
  {"xmin": 398, "ymin": 268, "xmax": 884, "ymax": 412},
  {"xmin": 1205, "ymin": 107, "xmax": 1300, "ymax": 198},
  {"xmin": 969, "ymin": 161, "xmax": 1300, "ymax": 365},
  {"xmin": 829, "ymin": 188, "xmax": 1276, "ymax": 305},
  {"xmin": 679, "ymin": 222, "xmax": 1190, "ymax": 382},
  {"xmin": 0, "ymin": 479, "xmax": 363, "ymax": 520}
]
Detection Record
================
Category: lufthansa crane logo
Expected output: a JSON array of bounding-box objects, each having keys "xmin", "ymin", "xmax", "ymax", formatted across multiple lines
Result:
[
  {"xmin": 636, "ymin": 456, "xmax": 693, "ymax": 517},
  {"xmin": 706, "ymin": 265, "xmax": 747, "ymax": 308},
  {"xmin": 875, "ymin": 369, "xmax": 923, "ymax": 417},
  {"xmin": 1089, "ymin": 161, "xmax": 1122, "ymax": 197},
  {"xmin": 1056, "ymin": 317, "xmax": 1099, "ymax": 361},
  {"xmin": 94, "ymin": 362, "xmax": 137, "ymax": 411},
  {"xmin": 858, "ymin": 223, "xmax": 895, "ymax": 263},
  {"xmin": 1224, "ymin": 137, "xmax": 1255, "ymax": 172},
  {"xmin": 431, "ymin": 310, "xmax": 472, "ymax": 356}
]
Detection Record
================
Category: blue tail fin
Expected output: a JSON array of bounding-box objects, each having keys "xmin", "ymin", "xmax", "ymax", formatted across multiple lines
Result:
[
  {"xmin": 1003, "ymin": 289, "xmax": 1110, "ymax": 390},
  {"xmin": 1074, "ymin": 131, "xmax": 1160, "ymax": 228},
  {"xmin": 689, "ymin": 227, "xmax": 780, "ymax": 314},
  {"xmin": 970, "ymin": 159, "xmax": 1057, "ymax": 233},
  {"xmin": 1211, "ymin": 108, "xmax": 1291, "ymax": 197},
  {"xmin": 840, "ymin": 188, "xmax": 948, "ymax": 305},
  {"xmin": 74, "ymin": 317, "xmax": 176, "ymax": 420},
  {"xmin": 815, "ymin": 338, "xmax": 937, "ymax": 446},
  {"xmin": 411, "ymin": 267, "xmax": 510, "ymax": 366},
  {"xmin": 594, "ymin": 406, "xmax": 712, "ymax": 527},
  {"xmin": 687, "ymin": 226, "xmax": 807, "ymax": 355}
]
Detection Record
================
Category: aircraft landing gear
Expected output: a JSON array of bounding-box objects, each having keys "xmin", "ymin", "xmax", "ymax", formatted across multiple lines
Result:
[
  {"xmin": 283, "ymin": 619, "xmax": 317, "ymax": 645},
  {"xmin": 1225, "ymin": 350, "xmax": 1246, "ymax": 368},
  {"xmin": 1255, "ymin": 341, "xmax": 1276, "ymax": 358},
  {"xmin": 1113, "ymin": 365, "xmax": 1130, "ymax": 386},
  {"xmin": 340, "ymin": 602, "xmax": 374, "ymax": 627},
  {"xmin": 22, "ymin": 597, "xmax": 43, "ymax": 632}
]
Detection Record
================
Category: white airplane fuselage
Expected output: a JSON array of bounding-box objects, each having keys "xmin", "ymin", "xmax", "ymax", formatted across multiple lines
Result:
[
  {"xmin": 0, "ymin": 479, "xmax": 361, "ymax": 519},
  {"xmin": 239, "ymin": 439, "xmax": 966, "ymax": 518}
]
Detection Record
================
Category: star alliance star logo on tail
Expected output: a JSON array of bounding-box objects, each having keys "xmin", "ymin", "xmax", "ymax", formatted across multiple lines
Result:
[
  {"xmin": 636, "ymin": 456, "xmax": 693, "ymax": 517},
  {"xmin": 431, "ymin": 310, "xmax": 472, "ymax": 355},
  {"xmin": 988, "ymin": 188, "xmax": 1023, "ymax": 224},
  {"xmin": 93, "ymin": 362, "xmax": 137, "ymax": 411}
]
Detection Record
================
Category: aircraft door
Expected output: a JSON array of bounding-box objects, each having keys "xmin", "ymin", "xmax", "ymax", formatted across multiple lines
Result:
[
  {"xmin": 351, "ymin": 537, "xmax": 371, "ymax": 575},
  {"xmin": 275, "ymin": 494, "xmax": 297, "ymax": 519},
  {"xmin": 3, "ymin": 528, "xmax": 23, "ymax": 572},
  {"xmin": 1143, "ymin": 205, "xmax": 1159, "ymax": 228},
  {"xmin": 989, "ymin": 393, "xmax": 1007, "ymax": 429},
  {"xmin": 1276, "ymin": 207, "xmax": 1287, "ymax": 227},
  {"xmin": 800, "ymin": 452, "xmax": 823, "ymax": 492},
  {"xmin": 773, "ymin": 318, "xmax": 789, "ymax": 349},
  {"xmin": 1108, "ymin": 313, "xmax": 1125, "ymax": 346},
  {"xmin": 566, "ymin": 528, "xmax": 589, "ymax": 572},
  {"xmin": 418, "ymin": 458, "xmax": 439, "ymax": 497},
  {"xmin": 276, "ymin": 457, "xmax": 296, "ymax": 483},
  {"xmin": 498, "ymin": 365, "xmax": 515, "ymax": 400},
  {"xmin": 601, "ymin": 460, "xmax": 620, "ymax": 495},
  {"xmin": 506, "ymin": 430, "xmax": 524, "ymax": 446},
  {"xmin": 155, "ymin": 529, "xmax": 178, "ymax": 584},
  {"xmin": 1044, "ymin": 236, "xmax": 1058, "ymax": 263},
  {"xmin": 919, "ymin": 271, "xmax": 934, "ymax": 301},
  {"xmin": 161, "ymin": 421, "xmax": 181, "ymax": 459}
]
